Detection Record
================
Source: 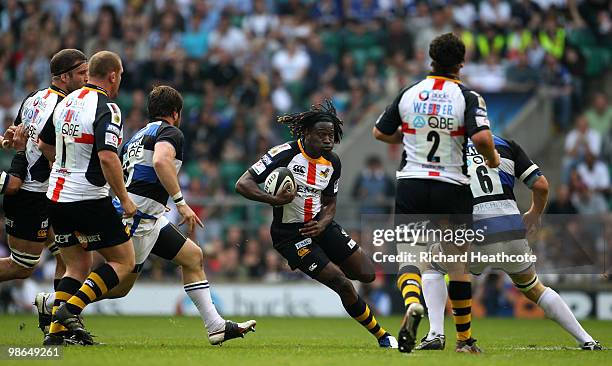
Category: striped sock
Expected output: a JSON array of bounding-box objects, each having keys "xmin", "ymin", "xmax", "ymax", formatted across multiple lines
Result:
[
  {"xmin": 449, "ymin": 281, "xmax": 472, "ymax": 341},
  {"xmin": 397, "ymin": 269, "xmax": 422, "ymax": 310},
  {"xmin": 49, "ymin": 277, "xmax": 82, "ymax": 334},
  {"xmin": 65, "ymin": 264, "xmax": 119, "ymax": 315},
  {"xmin": 344, "ymin": 296, "xmax": 388, "ymax": 340},
  {"xmin": 184, "ymin": 281, "xmax": 225, "ymax": 332}
]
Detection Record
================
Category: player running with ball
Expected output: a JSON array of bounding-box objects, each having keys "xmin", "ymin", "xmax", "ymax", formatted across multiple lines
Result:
[{"xmin": 236, "ymin": 101, "xmax": 398, "ymax": 349}]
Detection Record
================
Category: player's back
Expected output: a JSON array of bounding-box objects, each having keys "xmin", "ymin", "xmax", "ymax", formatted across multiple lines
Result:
[
  {"xmin": 16, "ymin": 86, "xmax": 67, "ymax": 192},
  {"xmin": 385, "ymin": 75, "xmax": 490, "ymax": 185},
  {"xmin": 467, "ymin": 135, "xmax": 541, "ymax": 243},
  {"xmin": 47, "ymin": 84, "xmax": 123, "ymax": 203},
  {"xmin": 120, "ymin": 120, "xmax": 184, "ymax": 220}
]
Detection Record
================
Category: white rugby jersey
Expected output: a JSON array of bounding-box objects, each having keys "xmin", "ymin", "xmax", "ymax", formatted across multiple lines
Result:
[
  {"xmin": 119, "ymin": 120, "xmax": 184, "ymax": 220},
  {"xmin": 13, "ymin": 85, "xmax": 67, "ymax": 193},
  {"xmin": 467, "ymin": 135, "xmax": 542, "ymax": 244},
  {"xmin": 376, "ymin": 74, "xmax": 490, "ymax": 185},
  {"xmin": 40, "ymin": 84, "xmax": 123, "ymax": 203},
  {"xmin": 249, "ymin": 140, "xmax": 341, "ymax": 224}
]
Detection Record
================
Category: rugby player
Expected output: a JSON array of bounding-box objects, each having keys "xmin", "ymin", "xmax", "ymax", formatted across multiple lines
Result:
[
  {"xmin": 417, "ymin": 136, "xmax": 602, "ymax": 351},
  {"xmin": 373, "ymin": 33, "xmax": 499, "ymax": 353},
  {"xmin": 236, "ymin": 101, "xmax": 398, "ymax": 348},
  {"xmin": 104, "ymin": 85, "xmax": 255, "ymax": 344},
  {"xmin": 39, "ymin": 51, "xmax": 137, "ymax": 345},
  {"xmin": 0, "ymin": 49, "xmax": 88, "ymax": 334}
]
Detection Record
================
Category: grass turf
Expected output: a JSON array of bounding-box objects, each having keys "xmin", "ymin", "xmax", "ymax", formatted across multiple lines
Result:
[{"xmin": 0, "ymin": 315, "xmax": 610, "ymax": 366}]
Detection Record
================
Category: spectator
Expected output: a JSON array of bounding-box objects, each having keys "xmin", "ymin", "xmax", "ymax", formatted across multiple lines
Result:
[
  {"xmin": 208, "ymin": 11, "xmax": 248, "ymax": 63},
  {"xmin": 505, "ymin": 52, "xmax": 539, "ymax": 92},
  {"xmin": 541, "ymin": 53, "xmax": 573, "ymax": 131},
  {"xmin": 452, "ymin": 0, "xmax": 477, "ymax": 29},
  {"xmin": 547, "ymin": 185, "xmax": 578, "ymax": 214},
  {"xmin": 351, "ymin": 155, "xmax": 395, "ymax": 216},
  {"xmin": 414, "ymin": 4, "xmax": 451, "ymax": 60},
  {"xmin": 585, "ymin": 92, "xmax": 612, "ymax": 136},
  {"xmin": 576, "ymin": 151, "xmax": 610, "ymax": 196},
  {"xmin": 272, "ymin": 38, "xmax": 311, "ymax": 84},
  {"xmin": 479, "ymin": 0, "xmax": 512, "ymax": 27},
  {"xmin": 571, "ymin": 182, "xmax": 608, "ymax": 215},
  {"xmin": 242, "ymin": 0, "xmax": 279, "ymax": 39},
  {"xmin": 563, "ymin": 115, "xmax": 601, "ymax": 182}
]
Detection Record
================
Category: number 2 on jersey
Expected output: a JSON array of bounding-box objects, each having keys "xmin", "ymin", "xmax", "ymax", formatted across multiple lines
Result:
[{"xmin": 427, "ymin": 131, "xmax": 440, "ymax": 163}]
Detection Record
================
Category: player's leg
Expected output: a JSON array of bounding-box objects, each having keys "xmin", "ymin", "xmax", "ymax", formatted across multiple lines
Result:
[
  {"xmin": 417, "ymin": 268, "xmax": 447, "ymax": 350},
  {"xmin": 320, "ymin": 222, "xmax": 375, "ymax": 283},
  {"xmin": 54, "ymin": 198, "xmax": 135, "ymax": 344},
  {"xmin": 509, "ymin": 267, "xmax": 601, "ymax": 350},
  {"xmin": 313, "ymin": 260, "xmax": 397, "ymax": 348},
  {"xmin": 169, "ymin": 236, "xmax": 256, "ymax": 345},
  {"xmin": 45, "ymin": 245, "xmax": 93, "ymax": 345},
  {"xmin": 438, "ymin": 182, "xmax": 479, "ymax": 353},
  {"xmin": 0, "ymin": 235, "xmax": 44, "ymax": 281}
]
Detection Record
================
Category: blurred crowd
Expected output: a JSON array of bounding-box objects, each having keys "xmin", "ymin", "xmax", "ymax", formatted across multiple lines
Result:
[{"xmin": 0, "ymin": 0, "xmax": 611, "ymax": 288}]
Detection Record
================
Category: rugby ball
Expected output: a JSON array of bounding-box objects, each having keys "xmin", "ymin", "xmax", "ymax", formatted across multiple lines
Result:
[{"xmin": 264, "ymin": 167, "xmax": 295, "ymax": 196}]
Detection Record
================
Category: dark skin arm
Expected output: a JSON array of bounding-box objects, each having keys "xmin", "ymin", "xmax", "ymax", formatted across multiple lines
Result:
[
  {"xmin": 235, "ymin": 170, "xmax": 296, "ymax": 206},
  {"xmin": 300, "ymin": 195, "xmax": 336, "ymax": 237}
]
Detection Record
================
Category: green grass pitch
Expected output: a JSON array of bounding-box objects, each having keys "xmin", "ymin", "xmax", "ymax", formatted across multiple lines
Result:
[{"xmin": 1, "ymin": 315, "xmax": 610, "ymax": 366}]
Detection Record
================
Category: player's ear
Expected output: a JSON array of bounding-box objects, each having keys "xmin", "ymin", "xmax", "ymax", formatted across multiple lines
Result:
[{"xmin": 109, "ymin": 71, "xmax": 117, "ymax": 84}]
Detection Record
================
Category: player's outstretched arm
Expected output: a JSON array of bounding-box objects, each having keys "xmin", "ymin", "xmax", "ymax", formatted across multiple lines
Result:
[
  {"xmin": 471, "ymin": 129, "xmax": 500, "ymax": 168},
  {"xmin": 523, "ymin": 175, "xmax": 549, "ymax": 234},
  {"xmin": 152, "ymin": 141, "xmax": 203, "ymax": 235},
  {"xmin": 235, "ymin": 170, "xmax": 295, "ymax": 206}
]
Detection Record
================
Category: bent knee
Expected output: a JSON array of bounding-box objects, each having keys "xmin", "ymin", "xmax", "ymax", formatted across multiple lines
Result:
[{"xmin": 176, "ymin": 241, "xmax": 203, "ymax": 270}]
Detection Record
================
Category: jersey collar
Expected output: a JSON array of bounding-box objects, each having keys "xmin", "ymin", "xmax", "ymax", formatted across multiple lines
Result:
[
  {"xmin": 48, "ymin": 84, "xmax": 67, "ymax": 98},
  {"xmin": 83, "ymin": 83, "xmax": 109, "ymax": 96},
  {"xmin": 297, "ymin": 139, "xmax": 332, "ymax": 166},
  {"xmin": 427, "ymin": 73, "xmax": 461, "ymax": 84}
]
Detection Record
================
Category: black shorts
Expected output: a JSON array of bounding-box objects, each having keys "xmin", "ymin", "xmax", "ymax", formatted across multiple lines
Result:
[
  {"xmin": 271, "ymin": 220, "xmax": 359, "ymax": 278},
  {"xmin": 4, "ymin": 189, "xmax": 49, "ymax": 242},
  {"xmin": 48, "ymin": 197, "xmax": 130, "ymax": 251},
  {"xmin": 395, "ymin": 179, "xmax": 473, "ymax": 227}
]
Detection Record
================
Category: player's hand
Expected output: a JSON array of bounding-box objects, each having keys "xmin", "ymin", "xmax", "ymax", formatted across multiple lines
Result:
[
  {"xmin": 299, "ymin": 220, "xmax": 325, "ymax": 237},
  {"xmin": 486, "ymin": 150, "xmax": 501, "ymax": 168},
  {"xmin": 271, "ymin": 182, "xmax": 296, "ymax": 206},
  {"xmin": 11, "ymin": 125, "xmax": 28, "ymax": 151},
  {"xmin": 522, "ymin": 210, "xmax": 541, "ymax": 235},
  {"xmin": 177, "ymin": 203, "xmax": 204, "ymax": 235},
  {"xmin": 121, "ymin": 197, "xmax": 138, "ymax": 218}
]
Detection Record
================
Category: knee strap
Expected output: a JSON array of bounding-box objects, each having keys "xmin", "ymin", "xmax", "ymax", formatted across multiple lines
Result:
[
  {"xmin": 10, "ymin": 247, "xmax": 41, "ymax": 268},
  {"xmin": 513, "ymin": 274, "xmax": 539, "ymax": 292}
]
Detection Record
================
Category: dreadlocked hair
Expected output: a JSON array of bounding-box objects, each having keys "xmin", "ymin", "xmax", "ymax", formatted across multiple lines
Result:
[{"xmin": 277, "ymin": 99, "xmax": 344, "ymax": 143}]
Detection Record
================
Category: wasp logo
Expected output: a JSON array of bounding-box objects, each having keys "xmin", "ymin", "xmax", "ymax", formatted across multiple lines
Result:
[
  {"xmin": 319, "ymin": 168, "xmax": 330, "ymax": 178},
  {"xmin": 297, "ymin": 247, "xmax": 311, "ymax": 258}
]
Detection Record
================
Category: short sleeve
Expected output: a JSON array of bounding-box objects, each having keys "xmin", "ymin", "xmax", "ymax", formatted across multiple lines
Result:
[
  {"xmin": 94, "ymin": 102, "xmax": 122, "ymax": 153},
  {"xmin": 375, "ymin": 88, "xmax": 407, "ymax": 135},
  {"xmin": 248, "ymin": 143, "xmax": 294, "ymax": 184},
  {"xmin": 510, "ymin": 140, "xmax": 541, "ymax": 188},
  {"xmin": 322, "ymin": 154, "xmax": 341, "ymax": 197},
  {"xmin": 462, "ymin": 89, "xmax": 491, "ymax": 137},
  {"xmin": 156, "ymin": 125, "xmax": 184, "ymax": 160},
  {"xmin": 38, "ymin": 110, "xmax": 57, "ymax": 145}
]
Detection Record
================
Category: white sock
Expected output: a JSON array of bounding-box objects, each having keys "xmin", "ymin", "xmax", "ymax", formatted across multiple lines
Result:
[
  {"xmin": 422, "ymin": 272, "xmax": 447, "ymax": 339},
  {"xmin": 184, "ymin": 281, "xmax": 225, "ymax": 333},
  {"xmin": 537, "ymin": 287, "xmax": 593, "ymax": 345}
]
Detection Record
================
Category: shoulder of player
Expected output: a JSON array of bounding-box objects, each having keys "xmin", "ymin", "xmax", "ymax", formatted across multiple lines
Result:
[
  {"xmin": 322, "ymin": 150, "xmax": 341, "ymax": 168},
  {"xmin": 267, "ymin": 140, "xmax": 300, "ymax": 158}
]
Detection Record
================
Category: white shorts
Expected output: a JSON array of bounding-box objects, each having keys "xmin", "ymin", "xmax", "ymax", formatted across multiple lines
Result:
[
  {"xmin": 469, "ymin": 239, "xmax": 534, "ymax": 275},
  {"xmin": 429, "ymin": 239, "xmax": 534, "ymax": 275},
  {"xmin": 130, "ymin": 215, "xmax": 169, "ymax": 265}
]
